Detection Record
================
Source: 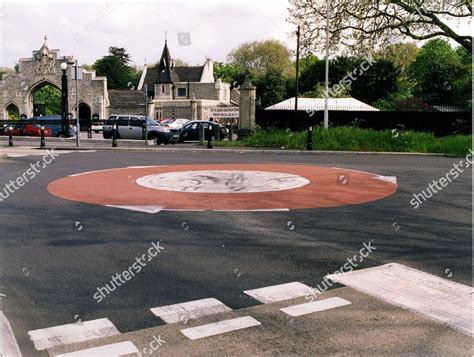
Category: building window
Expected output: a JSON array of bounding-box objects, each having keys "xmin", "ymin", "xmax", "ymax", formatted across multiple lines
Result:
[
  {"xmin": 177, "ymin": 88, "xmax": 187, "ymax": 97},
  {"xmin": 161, "ymin": 85, "xmax": 165, "ymax": 94}
]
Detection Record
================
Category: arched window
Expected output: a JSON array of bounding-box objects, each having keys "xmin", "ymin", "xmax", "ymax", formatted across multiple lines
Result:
[{"xmin": 5, "ymin": 103, "xmax": 19, "ymax": 120}]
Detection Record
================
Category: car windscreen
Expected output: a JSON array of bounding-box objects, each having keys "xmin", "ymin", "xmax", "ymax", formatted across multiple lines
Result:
[{"xmin": 146, "ymin": 119, "xmax": 159, "ymax": 126}]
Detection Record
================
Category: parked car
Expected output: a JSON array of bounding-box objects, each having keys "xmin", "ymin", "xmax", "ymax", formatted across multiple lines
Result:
[
  {"xmin": 29, "ymin": 116, "xmax": 76, "ymax": 137},
  {"xmin": 102, "ymin": 115, "xmax": 179, "ymax": 144},
  {"xmin": 91, "ymin": 118, "xmax": 104, "ymax": 133},
  {"xmin": 1, "ymin": 122, "xmax": 52, "ymax": 137},
  {"xmin": 179, "ymin": 121, "xmax": 228, "ymax": 142},
  {"xmin": 163, "ymin": 118, "xmax": 190, "ymax": 130}
]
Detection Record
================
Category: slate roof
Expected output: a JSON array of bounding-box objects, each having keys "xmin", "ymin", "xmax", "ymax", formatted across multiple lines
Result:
[
  {"xmin": 143, "ymin": 41, "xmax": 204, "ymax": 92},
  {"xmin": 108, "ymin": 90, "xmax": 146, "ymax": 108}
]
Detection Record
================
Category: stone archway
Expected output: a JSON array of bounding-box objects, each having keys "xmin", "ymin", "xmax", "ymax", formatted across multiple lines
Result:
[
  {"xmin": 5, "ymin": 102, "xmax": 20, "ymax": 120},
  {"xmin": 74, "ymin": 101, "xmax": 92, "ymax": 120},
  {"xmin": 27, "ymin": 80, "xmax": 61, "ymax": 117}
]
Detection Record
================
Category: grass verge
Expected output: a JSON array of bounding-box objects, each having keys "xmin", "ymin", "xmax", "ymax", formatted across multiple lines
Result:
[{"xmin": 215, "ymin": 127, "xmax": 472, "ymax": 156}]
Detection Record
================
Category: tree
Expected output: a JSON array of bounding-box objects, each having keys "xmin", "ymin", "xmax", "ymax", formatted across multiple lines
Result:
[
  {"xmin": 32, "ymin": 85, "xmax": 61, "ymax": 115},
  {"xmin": 93, "ymin": 47, "xmax": 140, "ymax": 90},
  {"xmin": 228, "ymin": 40, "xmax": 293, "ymax": 78},
  {"xmin": 288, "ymin": 0, "xmax": 472, "ymax": 53},
  {"xmin": 408, "ymin": 39, "xmax": 468, "ymax": 105},
  {"xmin": 213, "ymin": 62, "xmax": 241, "ymax": 84},
  {"xmin": 351, "ymin": 60, "xmax": 400, "ymax": 104},
  {"xmin": 253, "ymin": 69, "xmax": 288, "ymax": 107},
  {"xmin": 0, "ymin": 67, "xmax": 15, "ymax": 79},
  {"xmin": 378, "ymin": 43, "xmax": 420, "ymax": 96}
]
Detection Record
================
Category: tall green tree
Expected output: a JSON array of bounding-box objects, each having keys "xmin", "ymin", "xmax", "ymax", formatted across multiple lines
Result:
[
  {"xmin": 32, "ymin": 85, "xmax": 61, "ymax": 115},
  {"xmin": 253, "ymin": 69, "xmax": 288, "ymax": 108},
  {"xmin": 93, "ymin": 47, "xmax": 140, "ymax": 90},
  {"xmin": 228, "ymin": 40, "xmax": 293, "ymax": 78},
  {"xmin": 409, "ymin": 39, "xmax": 469, "ymax": 106}
]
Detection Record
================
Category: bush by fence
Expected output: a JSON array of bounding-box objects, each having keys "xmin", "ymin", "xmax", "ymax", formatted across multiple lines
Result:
[{"xmin": 257, "ymin": 109, "xmax": 471, "ymax": 136}]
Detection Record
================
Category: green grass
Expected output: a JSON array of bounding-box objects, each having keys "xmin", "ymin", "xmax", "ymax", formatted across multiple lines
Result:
[{"xmin": 215, "ymin": 127, "xmax": 472, "ymax": 156}]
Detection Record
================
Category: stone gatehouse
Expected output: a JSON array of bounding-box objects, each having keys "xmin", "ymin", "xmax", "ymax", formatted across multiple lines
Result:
[
  {"xmin": 0, "ymin": 36, "xmax": 108, "ymax": 120},
  {"xmin": 0, "ymin": 37, "xmax": 239, "ymax": 122}
]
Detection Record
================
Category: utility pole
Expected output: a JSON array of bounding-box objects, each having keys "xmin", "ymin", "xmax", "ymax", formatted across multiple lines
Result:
[
  {"xmin": 324, "ymin": 0, "xmax": 330, "ymax": 129},
  {"xmin": 295, "ymin": 25, "xmax": 300, "ymax": 113}
]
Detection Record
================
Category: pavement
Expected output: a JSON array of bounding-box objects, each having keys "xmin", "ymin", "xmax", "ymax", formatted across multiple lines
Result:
[{"xmin": 0, "ymin": 147, "xmax": 472, "ymax": 356}]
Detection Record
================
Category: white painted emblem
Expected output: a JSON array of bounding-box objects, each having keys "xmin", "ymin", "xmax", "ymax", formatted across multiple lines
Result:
[{"xmin": 136, "ymin": 170, "xmax": 310, "ymax": 193}]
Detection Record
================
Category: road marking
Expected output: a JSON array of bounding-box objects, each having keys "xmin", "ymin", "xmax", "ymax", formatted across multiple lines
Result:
[
  {"xmin": 244, "ymin": 282, "xmax": 313, "ymax": 304},
  {"xmin": 0, "ymin": 311, "xmax": 22, "ymax": 357},
  {"xmin": 105, "ymin": 205, "xmax": 165, "ymax": 214},
  {"xmin": 136, "ymin": 170, "xmax": 310, "ymax": 194},
  {"xmin": 181, "ymin": 316, "xmax": 261, "ymax": 340},
  {"xmin": 69, "ymin": 168, "xmax": 125, "ymax": 177},
  {"xmin": 327, "ymin": 263, "xmax": 472, "ymax": 335},
  {"xmin": 280, "ymin": 297, "xmax": 351, "ymax": 317},
  {"xmin": 55, "ymin": 341, "xmax": 138, "ymax": 357},
  {"xmin": 374, "ymin": 175, "xmax": 397, "ymax": 184},
  {"xmin": 28, "ymin": 318, "xmax": 120, "ymax": 351},
  {"xmin": 150, "ymin": 298, "xmax": 232, "ymax": 323},
  {"xmin": 212, "ymin": 209, "xmax": 290, "ymax": 212}
]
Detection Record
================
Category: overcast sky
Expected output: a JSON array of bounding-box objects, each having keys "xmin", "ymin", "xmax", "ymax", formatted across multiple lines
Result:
[
  {"xmin": 0, "ymin": 0, "xmax": 294, "ymax": 68},
  {"xmin": 0, "ymin": 0, "xmax": 471, "ymax": 69}
]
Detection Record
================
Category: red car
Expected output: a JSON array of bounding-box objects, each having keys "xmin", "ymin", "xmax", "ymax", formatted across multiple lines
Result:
[{"xmin": 1, "ymin": 123, "xmax": 52, "ymax": 137}]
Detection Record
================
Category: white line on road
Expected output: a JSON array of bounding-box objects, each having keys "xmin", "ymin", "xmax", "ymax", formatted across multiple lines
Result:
[
  {"xmin": 150, "ymin": 298, "xmax": 232, "ymax": 324},
  {"xmin": 244, "ymin": 282, "xmax": 313, "ymax": 304},
  {"xmin": 327, "ymin": 263, "xmax": 473, "ymax": 335},
  {"xmin": 181, "ymin": 316, "xmax": 261, "ymax": 340},
  {"xmin": 55, "ymin": 341, "xmax": 139, "ymax": 357},
  {"xmin": 105, "ymin": 205, "xmax": 165, "ymax": 214},
  {"xmin": 0, "ymin": 311, "xmax": 22, "ymax": 357},
  {"xmin": 280, "ymin": 297, "xmax": 351, "ymax": 317},
  {"xmin": 28, "ymin": 318, "xmax": 120, "ymax": 351}
]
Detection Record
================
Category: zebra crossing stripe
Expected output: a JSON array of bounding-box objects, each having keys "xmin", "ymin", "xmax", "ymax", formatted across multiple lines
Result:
[
  {"xmin": 244, "ymin": 282, "xmax": 313, "ymax": 304},
  {"xmin": 0, "ymin": 312, "xmax": 22, "ymax": 357},
  {"xmin": 28, "ymin": 318, "xmax": 120, "ymax": 351},
  {"xmin": 281, "ymin": 297, "xmax": 351, "ymax": 317},
  {"xmin": 326, "ymin": 263, "xmax": 473, "ymax": 335},
  {"xmin": 181, "ymin": 316, "xmax": 261, "ymax": 340},
  {"xmin": 150, "ymin": 298, "xmax": 232, "ymax": 323},
  {"xmin": 54, "ymin": 341, "xmax": 139, "ymax": 357}
]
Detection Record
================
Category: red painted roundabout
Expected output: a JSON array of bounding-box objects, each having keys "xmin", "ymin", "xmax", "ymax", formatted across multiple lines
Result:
[{"xmin": 47, "ymin": 164, "xmax": 398, "ymax": 212}]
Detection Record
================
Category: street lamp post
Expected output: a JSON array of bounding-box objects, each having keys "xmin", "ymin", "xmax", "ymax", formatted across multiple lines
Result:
[{"xmin": 60, "ymin": 62, "xmax": 70, "ymax": 138}]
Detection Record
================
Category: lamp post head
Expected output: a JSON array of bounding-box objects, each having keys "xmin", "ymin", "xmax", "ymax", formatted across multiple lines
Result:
[{"xmin": 60, "ymin": 62, "xmax": 68, "ymax": 71}]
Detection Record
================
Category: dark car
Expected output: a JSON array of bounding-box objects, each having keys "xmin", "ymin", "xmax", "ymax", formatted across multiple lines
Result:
[
  {"xmin": 102, "ymin": 115, "xmax": 179, "ymax": 144},
  {"xmin": 179, "ymin": 121, "xmax": 228, "ymax": 142}
]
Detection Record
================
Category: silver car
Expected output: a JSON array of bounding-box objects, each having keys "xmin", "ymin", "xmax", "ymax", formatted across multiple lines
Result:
[{"xmin": 102, "ymin": 115, "xmax": 179, "ymax": 144}]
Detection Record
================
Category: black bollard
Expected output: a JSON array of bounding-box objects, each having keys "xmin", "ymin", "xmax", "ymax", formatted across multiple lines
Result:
[
  {"xmin": 8, "ymin": 126, "xmax": 13, "ymax": 147},
  {"xmin": 207, "ymin": 124, "xmax": 213, "ymax": 149},
  {"xmin": 40, "ymin": 123, "xmax": 46, "ymax": 148},
  {"xmin": 112, "ymin": 123, "xmax": 118, "ymax": 147},
  {"xmin": 307, "ymin": 126, "xmax": 313, "ymax": 151}
]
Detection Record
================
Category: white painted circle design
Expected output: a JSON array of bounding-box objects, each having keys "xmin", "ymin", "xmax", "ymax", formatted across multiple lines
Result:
[{"xmin": 136, "ymin": 170, "xmax": 310, "ymax": 193}]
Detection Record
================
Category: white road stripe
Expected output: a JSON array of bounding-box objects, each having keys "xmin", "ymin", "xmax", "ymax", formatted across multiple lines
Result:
[
  {"xmin": 105, "ymin": 205, "xmax": 165, "ymax": 214},
  {"xmin": 28, "ymin": 318, "xmax": 120, "ymax": 351},
  {"xmin": 327, "ymin": 263, "xmax": 473, "ymax": 335},
  {"xmin": 0, "ymin": 311, "xmax": 22, "ymax": 357},
  {"xmin": 281, "ymin": 297, "xmax": 352, "ymax": 317},
  {"xmin": 55, "ymin": 341, "xmax": 138, "ymax": 357},
  {"xmin": 212, "ymin": 209, "xmax": 290, "ymax": 212},
  {"xmin": 150, "ymin": 298, "xmax": 232, "ymax": 323},
  {"xmin": 181, "ymin": 316, "xmax": 261, "ymax": 340},
  {"xmin": 244, "ymin": 282, "xmax": 313, "ymax": 304}
]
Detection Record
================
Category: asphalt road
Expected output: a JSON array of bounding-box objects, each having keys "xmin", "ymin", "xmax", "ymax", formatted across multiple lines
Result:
[{"xmin": 0, "ymin": 150, "xmax": 471, "ymax": 356}]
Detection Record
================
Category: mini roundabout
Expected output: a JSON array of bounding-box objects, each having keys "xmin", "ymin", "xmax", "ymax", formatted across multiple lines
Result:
[{"xmin": 47, "ymin": 164, "xmax": 398, "ymax": 213}]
